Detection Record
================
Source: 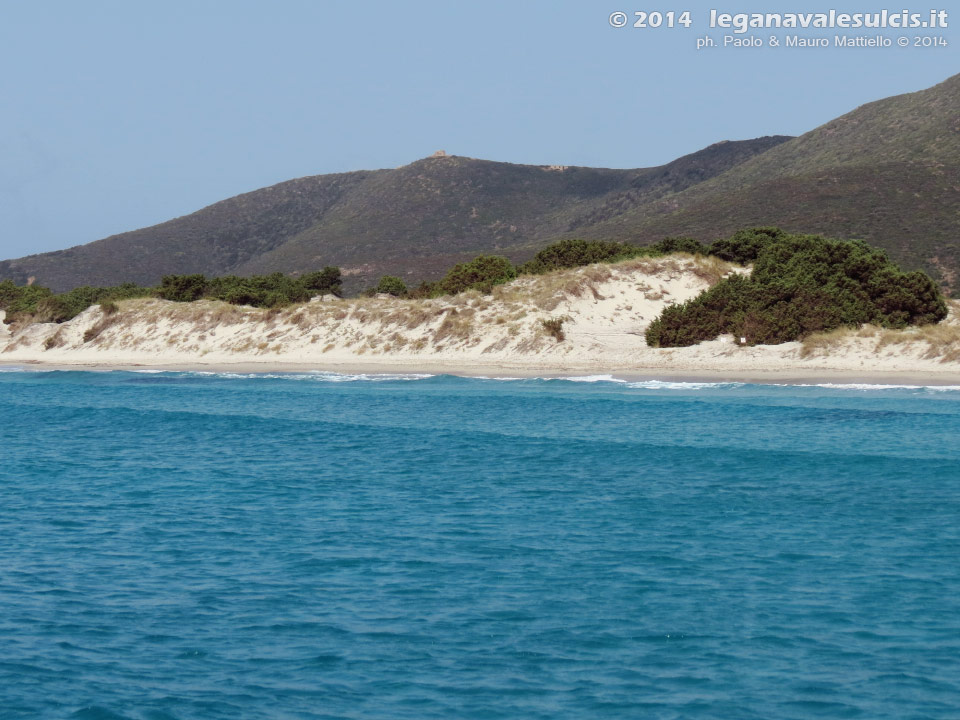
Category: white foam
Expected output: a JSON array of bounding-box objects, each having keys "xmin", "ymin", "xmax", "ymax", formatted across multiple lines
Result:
[
  {"xmin": 798, "ymin": 383, "xmax": 960, "ymax": 392},
  {"xmin": 151, "ymin": 370, "xmax": 435, "ymax": 383},
  {"xmin": 625, "ymin": 380, "xmax": 745, "ymax": 390},
  {"xmin": 465, "ymin": 376, "xmax": 528, "ymax": 381},
  {"xmin": 305, "ymin": 371, "xmax": 434, "ymax": 383},
  {"xmin": 555, "ymin": 374, "xmax": 628, "ymax": 384},
  {"xmin": 0, "ymin": 365, "xmax": 57, "ymax": 374}
]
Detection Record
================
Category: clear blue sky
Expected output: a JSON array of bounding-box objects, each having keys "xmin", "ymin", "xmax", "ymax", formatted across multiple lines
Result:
[{"xmin": 1, "ymin": 0, "xmax": 955, "ymax": 259}]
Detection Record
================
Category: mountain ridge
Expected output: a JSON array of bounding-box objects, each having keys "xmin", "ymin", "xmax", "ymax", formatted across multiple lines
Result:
[
  {"xmin": 2, "ymin": 72, "xmax": 958, "ymax": 293},
  {"xmin": 0, "ymin": 138, "xmax": 789, "ymax": 291},
  {"xmin": 578, "ymin": 72, "xmax": 960, "ymax": 285}
]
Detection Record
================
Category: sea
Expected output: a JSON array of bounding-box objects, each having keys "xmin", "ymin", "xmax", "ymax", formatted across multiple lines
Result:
[{"xmin": 1, "ymin": 367, "xmax": 959, "ymax": 719}]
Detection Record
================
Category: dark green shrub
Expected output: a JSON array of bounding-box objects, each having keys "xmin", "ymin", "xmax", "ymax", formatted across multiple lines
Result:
[
  {"xmin": 1, "ymin": 266, "xmax": 335, "ymax": 325},
  {"xmin": 0, "ymin": 279, "xmax": 21, "ymax": 310},
  {"xmin": 159, "ymin": 274, "xmax": 208, "ymax": 302},
  {"xmin": 647, "ymin": 231, "xmax": 948, "ymax": 347},
  {"xmin": 648, "ymin": 236, "xmax": 709, "ymax": 256},
  {"xmin": 437, "ymin": 255, "xmax": 516, "ymax": 295},
  {"xmin": 518, "ymin": 239, "xmax": 643, "ymax": 275},
  {"xmin": 376, "ymin": 276, "xmax": 408, "ymax": 297},
  {"xmin": 708, "ymin": 226, "xmax": 786, "ymax": 264},
  {"xmin": 518, "ymin": 237, "xmax": 715, "ymax": 277},
  {"xmin": 0, "ymin": 281, "xmax": 54, "ymax": 318},
  {"xmin": 1, "ymin": 279, "xmax": 153, "ymax": 325},
  {"xmin": 205, "ymin": 272, "xmax": 313, "ymax": 308},
  {"xmin": 300, "ymin": 267, "xmax": 343, "ymax": 297}
]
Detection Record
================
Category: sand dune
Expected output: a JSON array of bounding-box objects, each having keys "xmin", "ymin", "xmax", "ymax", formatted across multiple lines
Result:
[{"xmin": 3, "ymin": 255, "xmax": 960, "ymax": 383}]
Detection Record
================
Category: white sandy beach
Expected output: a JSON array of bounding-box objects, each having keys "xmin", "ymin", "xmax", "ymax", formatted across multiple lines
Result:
[{"xmin": 3, "ymin": 256, "xmax": 960, "ymax": 384}]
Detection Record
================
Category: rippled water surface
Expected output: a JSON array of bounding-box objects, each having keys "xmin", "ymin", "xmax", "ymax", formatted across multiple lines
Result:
[{"xmin": 2, "ymin": 368, "xmax": 959, "ymax": 719}]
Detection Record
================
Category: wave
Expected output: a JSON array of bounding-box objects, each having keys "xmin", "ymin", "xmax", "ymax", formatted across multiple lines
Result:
[
  {"xmin": 792, "ymin": 383, "xmax": 960, "ymax": 392},
  {"xmin": 469, "ymin": 375, "xmax": 960, "ymax": 392},
  {"xmin": 128, "ymin": 369, "xmax": 435, "ymax": 383},
  {"xmin": 7, "ymin": 366, "xmax": 960, "ymax": 392},
  {"xmin": 467, "ymin": 374, "xmax": 742, "ymax": 389},
  {"xmin": 625, "ymin": 380, "xmax": 746, "ymax": 390},
  {"xmin": 552, "ymin": 374, "xmax": 628, "ymax": 383},
  {"xmin": 0, "ymin": 365, "xmax": 57, "ymax": 374},
  {"xmin": 463, "ymin": 376, "xmax": 528, "ymax": 381}
]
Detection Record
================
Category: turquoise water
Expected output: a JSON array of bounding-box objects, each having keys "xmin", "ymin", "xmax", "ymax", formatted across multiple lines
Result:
[{"xmin": 1, "ymin": 368, "xmax": 959, "ymax": 719}]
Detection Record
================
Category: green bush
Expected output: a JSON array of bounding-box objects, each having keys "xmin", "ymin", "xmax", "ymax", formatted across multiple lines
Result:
[
  {"xmin": 376, "ymin": 275, "xmax": 408, "ymax": 297},
  {"xmin": 1, "ymin": 279, "xmax": 152, "ymax": 324},
  {"xmin": 646, "ymin": 231, "xmax": 948, "ymax": 347},
  {"xmin": 158, "ymin": 274, "xmax": 208, "ymax": 302},
  {"xmin": 518, "ymin": 239, "xmax": 642, "ymax": 275},
  {"xmin": 300, "ymin": 267, "xmax": 343, "ymax": 297},
  {"xmin": 648, "ymin": 236, "xmax": 709, "ymax": 256},
  {"xmin": 99, "ymin": 300, "xmax": 119, "ymax": 315},
  {"xmin": 161, "ymin": 267, "xmax": 340, "ymax": 308},
  {"xmin": 0, "ymin": 281, "xmax": 54, "ymax": 319},
  {"xmin": 518, "ymin": 237, "xmax": 712, "ymax": 277},
  {"xmin": 1, "ymin": 266, "xmax": 340, "ymax": 325},
  {"xmin": 437, "ymin": 255, "xmax": 516, "ymax": 295},
  {"xmin": 205, "ymin": 272, "xmax": 309, "ymax": 308},
  {"xmin": 707, "ymin": 226, "xmax": 786, "ymax": 264}
]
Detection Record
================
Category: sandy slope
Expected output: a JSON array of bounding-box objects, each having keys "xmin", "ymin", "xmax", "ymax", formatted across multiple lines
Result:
[{"xmin": 3, "ymin": 256, "xmax": 960, "ymax": 383}]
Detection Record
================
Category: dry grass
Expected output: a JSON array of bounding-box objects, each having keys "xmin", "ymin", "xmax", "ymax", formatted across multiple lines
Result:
[
  {"xmin": 801, "ymin": 320, "xmax": 960, "ymax": 363},
  {"xmin": 4, "ymin": 252, "xmax": 758, "ymax": 362},
  {"xmin": 875, "ymin": 324, "xmax": 960, "ymax": 363},
  {"xmin": 43, "ymin": 329, "xmax": 66, "ymax": 350},
  {"xmin": 482, "ymin": 336, "xmax": 511, "ymax": 354},
  {"xmin": 433, "ymin": 311, "xmax": 474, "ymax": 344},
  {"xmin": 83, "ymin": 314, "xmax": 121, "ymax": 344},
  {"xmin": 490, "ymin": 254, "xmax": 736, "ymax": 316},
  {"xmin": 496, "ymin": 269, "xmax": 603, "ymax": 311},
  {"xmin": 540, "ymin": 316, "xmax": 569, "ymax": 342},
  {"xmin": 799, "ymin": 326, "xmax": 865, "ymax": 357},
  {"xmin": 688, "ymin": 255, "xmax": 737, "ymax": 285},
  {"xmin": 381, "ymin": 301, "xmax": 435, "ymax": 330}
]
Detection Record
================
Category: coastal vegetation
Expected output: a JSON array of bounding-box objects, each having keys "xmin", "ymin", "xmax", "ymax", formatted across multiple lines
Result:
[
  {"xmin": 375, "ymin": 276, "xmax": 408, "ymax": 297},
  {"xmin": 434, "ymin": 255, "xmax": 517, "ymax": 295},
  {"xmin": 645, "ymin": 229, "xmax": 947, "ymax": 346},
  {"xmin": 1, "ymin": 228, "xmax": 948, "ymax": 352},
  {"xmin": 0, "ymin": 280, "xmax": 152, "ymax": 324},
  {"xmin": 158, "ymin": 267, "xmax": 342, "ymax": 306},
  {"xmin": 541, "ymin": 316, "xmax": 568, "ymax": 342},
  {"xmin": 1, "ymin": 268, "xmax": 342, "ymax": 325}
]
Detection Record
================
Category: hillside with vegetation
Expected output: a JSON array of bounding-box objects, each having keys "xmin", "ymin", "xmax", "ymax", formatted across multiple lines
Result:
[
  {"xmin": 584, "ymin": 73, "xmax": 960, "ymax": 288},
  {"xmin": 0, "ymin": 140, "xmax": 789, "ymax": 293},
  {"xmin": 1, "ymin": 73, "xmax": 957, "ymax": 295}
]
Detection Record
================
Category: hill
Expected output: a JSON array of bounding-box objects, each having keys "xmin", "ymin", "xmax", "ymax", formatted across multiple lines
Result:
[
  {"xmin": 579, "ymin": 73, "xmax": 960, "ymax": 287},
  {"xmin": 1, "ymin": 72, "xmax": 958, "ymax": 293},
  {"xmin": 0, "ymin": 140, "xmax": 788, "ymax": 293}
]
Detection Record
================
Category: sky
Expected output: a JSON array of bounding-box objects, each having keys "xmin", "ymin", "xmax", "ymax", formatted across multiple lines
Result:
[{"xmin": 1, "ymin": 0, "xmax": 955, "ymax": 259}]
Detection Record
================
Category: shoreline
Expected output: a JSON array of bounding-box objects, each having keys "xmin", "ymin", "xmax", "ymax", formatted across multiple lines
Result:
[
  {"xmin": 3, "ymin": 259, "xmax": 959, "ymax": 388},
  {"xmin": 5, "ymin": 359, "xmax": 960, "ymax": 387}
]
